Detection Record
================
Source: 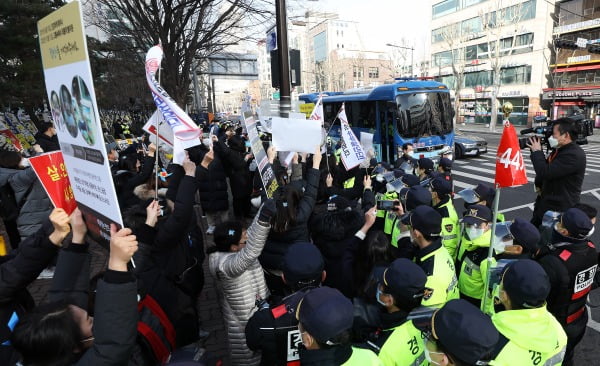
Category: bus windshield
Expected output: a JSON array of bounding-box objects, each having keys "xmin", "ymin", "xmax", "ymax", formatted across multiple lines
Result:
[{"xmin": 395, "ymin": 92, "xmax": 453, "ymax": 138}]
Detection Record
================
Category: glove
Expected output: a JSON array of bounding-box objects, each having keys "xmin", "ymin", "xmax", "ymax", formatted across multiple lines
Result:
[{"xmin": 258, "ymin": 198, "xmax": 276, "ymax": 223}]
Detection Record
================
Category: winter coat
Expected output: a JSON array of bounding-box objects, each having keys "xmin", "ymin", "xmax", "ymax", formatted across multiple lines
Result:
[
  {"xmin": 133, "ymin": 174, "xmax": 205, "ymax": 347},
  {"xmin": 325, "ymin": 166, "xmax": 366, "ymax": 201},
  {"xmin": 48, "ymin": 242, "xmax": 138, "ymax": 366},
  {"xmin": 530, "ymin": 142, "xmax": 586, "ymax": 225},
  {"xmin": 195, "ymin": 156, "xmax": 229, "ymax": 213},
  {"xmin": 310, "ymin": 209, "xmax": 364, "ymax": 297},
  {"xmin": 0, "ymin": 166, "xmax": 52, "ymax": 240},
  {"xmin": 117, "ymin": 155, "xmax": 156, "ymax": 210},
  {"xmin": 0, "ymin": 221, "xmax": 58, "ymax": 365},
  {"xmin": 214, "ymin": 138, "xmax": 252, "ymax": 199},
  {"xmin": 208, "ymin": 217, "xmax": 271, "ymax": 366},
  {"xmin": 34, "ymin": 132, "xmax": 60, "ymax": 152},
  {"xmin": 260, "ymin": 168, "xmax": 320, "ymax": 270}
]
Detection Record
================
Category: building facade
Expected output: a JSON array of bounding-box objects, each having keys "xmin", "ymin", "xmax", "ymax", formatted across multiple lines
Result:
[
  {"xmin": 541, "ymin": 0, "xmax": 600, "ymax": 125},
  {"xmin": 430, "ymin": 0, "xmax": 555, "ymax": 126}
]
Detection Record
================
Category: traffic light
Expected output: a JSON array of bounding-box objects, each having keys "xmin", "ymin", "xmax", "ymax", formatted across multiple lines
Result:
[
  {"xmin": 554, "ymin": 38, "xmax": 578, "ymax": 49},
  {"xmin": 588, "ymin": 44, "xmax": 600, "ymax": 54}
]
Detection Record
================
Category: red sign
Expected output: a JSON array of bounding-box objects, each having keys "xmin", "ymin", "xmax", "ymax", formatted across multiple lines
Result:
[
  {"xmin": 495, "ymin": 121, "xmax": 528, "ymax": 188},
  {"xmin": 28, "ymin": 152, "xmax": 77, "ymax": 215},
  {"xmin": 0, "ymin": 129, "xmax": 23, "ymax": 151}
]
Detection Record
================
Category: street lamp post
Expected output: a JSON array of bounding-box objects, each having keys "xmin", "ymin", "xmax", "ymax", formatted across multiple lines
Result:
[
  {"xmin": 275, "ymin": 0, "xmax": 291, "ymax": 117},
  {"xmin": 386, "ymin": 43, "xmax": 414, "ymax": 77}
]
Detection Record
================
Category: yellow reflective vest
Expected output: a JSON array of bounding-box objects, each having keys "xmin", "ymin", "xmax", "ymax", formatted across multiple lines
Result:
[
  {"xmin": 416, "ymin": 241, "xmax": 460, "ymax": 307},
  {"xmin": 436, "ymin": 199, "xmax": 460, "ymax": 260},
  {"xmin": 378, "ymin": 320, "xmax": 428, "ymax": 366},
  {"xmin": 491, "ymin": 307, "xmax": 568, "ymax": 366},
  {"xmin": 457, "ymin": 230, "xmax": 493, "ymax": 300},
  {"xmin": 342, "ymin": 347, "xmax": 383, "ymax": 366}
]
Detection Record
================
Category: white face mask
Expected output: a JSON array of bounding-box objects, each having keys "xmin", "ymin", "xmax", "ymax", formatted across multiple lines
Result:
[
  {"xmin": 20, "ymin": 158, "xmax": 30, "ymax": 167},
  {"xmin": 548, "ymin": 136, "xmax": 559, "ymax": 148},
  {"xmin": 466, "ymin": 227, "xmax": 485, "ymax": 240},
  {"xmin": 493, "ymin": 239, "xmax": 513, "ymax": 254},
  {"xmin": 424, "ymin": 347, "xmax": 444, "ymax": 365},
  {"xmin": 406, "ymin": 151, "xmax": 414, "ymax": 158}
]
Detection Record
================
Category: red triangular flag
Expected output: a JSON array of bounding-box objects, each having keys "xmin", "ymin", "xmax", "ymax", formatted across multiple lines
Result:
[{"xmin": 495, "ymin": 121, "xmax": 528, "ymax": 188}]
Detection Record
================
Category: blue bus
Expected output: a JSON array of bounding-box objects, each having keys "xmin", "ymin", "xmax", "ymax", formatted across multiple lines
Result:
[{"xmin": 299, "ymin": 78, "xmax": 454, "ymax": 163}]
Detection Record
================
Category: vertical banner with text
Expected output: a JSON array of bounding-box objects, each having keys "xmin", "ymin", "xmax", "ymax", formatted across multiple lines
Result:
[
  {"xmin": 243, "ymin": 112, "xmax": 279, "ymax": 198},
  {"xmin": 28, "ymin": 152, "xmax": 77, "ymax": 215},
  {"xmin": 337, "ymin": 103, "xmax": 366, "ymax": 170},
  {"xmin": 38, "ymin": 1, "xmax": 123, "ymax": 242}
]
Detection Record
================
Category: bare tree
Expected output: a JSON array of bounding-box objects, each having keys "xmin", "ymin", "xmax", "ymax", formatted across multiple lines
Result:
[
  {"xmin": 440, "ymin": 22, "xmax": 466, "ymax": 128},
  {"xmin": 85, "ymin": 0, "xmax": 271, "ymax": 105},
  {"xmin": 479, "ymin": 0, "xmax": 526, "ymax": 131}
]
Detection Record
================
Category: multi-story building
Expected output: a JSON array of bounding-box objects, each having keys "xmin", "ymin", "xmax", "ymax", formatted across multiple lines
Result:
[
  {"xmin": 430, "ymin": 0, "xmax": 555, "ymax": 126},
  {"xmin": 541, "ymin": 0, "xmax": 600, "ymax": 123}
]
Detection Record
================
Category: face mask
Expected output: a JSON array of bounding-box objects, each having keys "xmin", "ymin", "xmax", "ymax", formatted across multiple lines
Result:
[
  {"xmin": 466, "ymin": 227, "xmax": 484, "ymax": 240},
  {"xmin": 406, "ymin": 151, "xmax": 414, "ymax": 158},
  {"xmin": 424, "ymin": 347, "xmax": 444, "ymax": 365},
  {"xmin": 588, "ymin": 225, "xmax": 595, "ymax": 238},
  {"xmin": 376, "ymin": 288, "xmax": 387, "ymax": 307},
  {"xmin": 20, "ymin": 158, "xmax": 30, "ymax": 167},
  {"xmin": 492, "ymin": 239, "xmax": 512, "ymax": 254},
  {"xmin": 548, "ymin": 136, "xmax": 559, "ymax": 148}
]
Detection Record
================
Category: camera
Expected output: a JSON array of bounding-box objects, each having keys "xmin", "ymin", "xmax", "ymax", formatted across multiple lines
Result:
[
  {"xmin": 519, "ymin": 115, "xmax": 594, "ymax": 150},
  {"xmin": 377, "ymin": 200, "xmax": 398, "ymax": 211}
]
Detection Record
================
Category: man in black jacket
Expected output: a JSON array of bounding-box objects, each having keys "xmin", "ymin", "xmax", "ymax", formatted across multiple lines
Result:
[
  {"xmin": 245, "ymin": 242, "xmax": 325, "ymax": 366},
  {"xmin": 527, "ymin": 118, "xmax": 586, "ymax": 227},
  {"xmin": 34, "ymin": 122, "xmax": 60, "ymax": 152}
]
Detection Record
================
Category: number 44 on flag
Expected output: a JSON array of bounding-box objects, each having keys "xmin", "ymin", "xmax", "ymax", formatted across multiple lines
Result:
[{"xmin": 495, "ymin": 121, "xmax": 528, "ymax": 188}]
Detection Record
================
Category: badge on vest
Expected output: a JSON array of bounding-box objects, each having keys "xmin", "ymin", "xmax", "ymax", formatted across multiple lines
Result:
[
  {"xmin": 287, "ymin": 329, "xmax": 301, "ymax": 362},
  {"xmin": 574, "ymin": 265, "xmax": 598, "ymax": 293}
]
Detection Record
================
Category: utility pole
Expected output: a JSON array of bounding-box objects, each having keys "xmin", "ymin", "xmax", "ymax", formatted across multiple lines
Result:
[{"xmin": 275, "ymin": 0, "xmax": 291, "ymax": 117}]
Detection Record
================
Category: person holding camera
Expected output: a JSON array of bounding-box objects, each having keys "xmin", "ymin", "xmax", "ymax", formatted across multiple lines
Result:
[{"xmin": 527, "ymin": 118, "xmax": 586, "ymax": 227}]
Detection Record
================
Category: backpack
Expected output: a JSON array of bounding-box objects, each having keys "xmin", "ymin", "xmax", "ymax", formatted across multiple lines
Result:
[{"xmin": 0, "ymin": 183, "xmax": 32, "ymax": 222}]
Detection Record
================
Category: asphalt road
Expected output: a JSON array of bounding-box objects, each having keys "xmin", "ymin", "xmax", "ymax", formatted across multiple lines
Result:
[{"xmin": 453, "ymin": 133, "xmax": 600, "ymax": 365}]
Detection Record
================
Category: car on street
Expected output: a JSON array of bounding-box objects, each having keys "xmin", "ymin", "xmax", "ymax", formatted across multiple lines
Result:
[{"xmin": 454, "ymin": 132, "xmax": 488, "ymax": 159}]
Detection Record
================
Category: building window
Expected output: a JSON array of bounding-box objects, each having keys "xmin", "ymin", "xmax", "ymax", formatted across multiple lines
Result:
[
  {"xmin": 500, "ymin": 65, "xmax": 532, "ymax": 85},
  {"xmin": 432, "ymin": 0, "xmax": 459, "ymax": 18},
  {"xmin": 353, "ymin": 66, "xmax": 364, "ymax": 78},
  {"xmin": 368, "ymin": 67, "xmax": 379, "ymax": 79},
  {"xmin": 461, "ymin": 17, "xmax": 482, "ymax": 35}
]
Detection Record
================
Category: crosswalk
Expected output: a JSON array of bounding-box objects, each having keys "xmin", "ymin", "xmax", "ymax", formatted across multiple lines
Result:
[{"xmin": 451, "ymin": 145, "xmax": 600, "ymax": 190}]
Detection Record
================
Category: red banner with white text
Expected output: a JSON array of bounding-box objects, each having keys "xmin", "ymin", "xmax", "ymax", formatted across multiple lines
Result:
[{"xmin": 29, "ymin": 151, "xmax": 77, "ymax": 215}]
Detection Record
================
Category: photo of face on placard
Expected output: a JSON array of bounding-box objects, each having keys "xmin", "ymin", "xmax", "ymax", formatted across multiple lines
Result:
[
  {"xmin": 50, "ymin": 90, "xmax": 64, "ymax": 132},
  {"xmin": 72, "ymin": 75, "xmax": 96, "ymax": 146},
  {"xmin": 60, "ymin": 84, "xmax": 78, "ymax": 138}
]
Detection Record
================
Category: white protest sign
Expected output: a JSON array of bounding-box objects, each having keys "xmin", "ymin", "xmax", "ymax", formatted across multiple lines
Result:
[
  {"xmin": 360, "ymin": 132, "xmax": 374, "ymax": 157},
  {"xmin": 143, "ymin": 111, "xmax": 174, "ymax": 147},
  {"xmin": 338, "ymin": 103, "xmax": 366, "ymax": 170},
  {"xmin": 271, "ymin": 117, "xmax": 321, "ymax": 153},
  {"xmin": 38, "ymin": 1, "xmax": 123, "ymax": 242}
]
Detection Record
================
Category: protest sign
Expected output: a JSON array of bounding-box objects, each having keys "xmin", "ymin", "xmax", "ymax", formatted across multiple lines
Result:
[
  {"xmin": 29, "ymin": 152, "xmax": 77, "ymax": 215},
  {"xmin": 0, "ymin": 129, "xmax": 23, "ymax": 151},
  {"xmin": 243, "ymin": 112, "xmax": 279, "ymax": 198},
  {"xmin": 38, "ymin": 1, "xmax": 123, "ymax": 242},
  {"xmin": 271, "ymin": 117, "xmax": 321, "ymax": 153},
  {"xmin": 360, "ymin": 132, "xmax": 374, "ymax": 155},
  {"xmin": 143, "ymin": 111, "xmax": 174, "ymax": 147},
  {"xmin": 299, "ymin": 103, "xmax": 314, "ymax": 118},
  {"xmin": 338, "ymin": 103, "xmax": 366, "ymax": 170}
]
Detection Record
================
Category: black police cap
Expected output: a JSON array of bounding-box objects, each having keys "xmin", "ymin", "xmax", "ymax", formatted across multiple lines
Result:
[
  {"xmin": 283, "ymin": 242, "xmax": 324, "ymax": 284},
  {"xmin": 401, "ymin": 205, "xmax": 441, "ymax": 237},
  {"xmin": 296, "ymin": 287, "xmax": 353, "ymax": 344},
  {"xmin": 502, "ymin": 259, "xmax": 550, "ymax": 309}
]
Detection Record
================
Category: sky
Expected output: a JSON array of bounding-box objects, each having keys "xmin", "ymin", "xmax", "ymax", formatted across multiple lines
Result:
[{"xmin": 288, "ymin": 0, "xmax": 432, "ymax": 60}]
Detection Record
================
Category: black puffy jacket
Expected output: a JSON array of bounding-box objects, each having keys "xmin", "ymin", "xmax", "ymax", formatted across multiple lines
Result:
[{"xmin": 195, "ymin": 155, "xmax": 229, "ymax": 213}]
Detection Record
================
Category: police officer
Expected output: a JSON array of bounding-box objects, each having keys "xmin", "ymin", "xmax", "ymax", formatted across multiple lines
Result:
[
  {"xmin": 455, "ymin": 205, "xmax": 493, "ymax": 307},
  {"xmin": 296, "ymin": 287, "xmax": 382, "ymax": 365},
  {"xmin": 491, "ymin": 260, "xmax": 567, "ymax": 366},
  {"xmin": 416, "ymin": 158, "xmax": 434, "ymax": 182},
  {"xmin": 393, "ymin": 143, "xmax": 415, "ymax": 170},
  {"xmin": 429, "ymin": 178, "xmax": 459, "ymax": 260},
  {"xmin": 437, "ymin": 157, "xmax": 453, "ymax": 185},
  {"xmin": 481, "ymin": 218, "xmax": 541, "ymax": 315},
  {"xmin": 536, "ymin": 208, "xmax": 598, "ymax": 366},
  {"xmin": 457, "ymin": 183, "xmax": 505, "ymax": 223},
  {"xmin": 400, "ymin": 205, "xmax": 459, "ymax": 307},
  {"xmin": 245, "ymin": 242, "xmax": 325, "ymax": 365},
  {"xmin": 390, "ymin": 185, "xmax": 432, "ymax": 252},
  {"xmin": 371, "ymin": 259, "xmax": 429, "ymax": 366},
  {"xmin": 423, "ymin": 299, "xmax": 499, "ymax": 366}
]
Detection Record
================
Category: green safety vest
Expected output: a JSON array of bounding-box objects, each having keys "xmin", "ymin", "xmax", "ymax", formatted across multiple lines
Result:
[
  {"xmin": 497, "ymin": 212, "xmax": 506, "ymax": 223},
  {"xmin": 438, "ymin": 200, "xmax": 460, "ymax": 260},
  {"xmin": 342, "ymin": 347, "xmax": 383, "ymax": 366},
  {"xmin": 381, "ymin": 192, "xmax": 399, "ymax": 234},
  {"xmin": 480, "ymin": 257, "xmax": 500, "ymax": 316},
  {"xmin": 334, "ymin": 148, "xmax": 342, "ymax": 164},
  {"xmin": 390, "ymin": 216, "xmax": 407, "ymax": 248},
  {"xmin": 457, "ymin": 230, "xmax": 493, "ymax": 300},
  {"xmin": 378, "ymin": 320, "xmax": 427, "ymax": 366},
  {"xmin": 344, "ymin": 177, "xmax": 356, "ymax": 189},
  {"xmin": 419, "ymin": 243, "xmax": 460, "ymax": 307},
  {"xmin": 491, "ymin": 307, "xmax": 568, "ymax": 366}
]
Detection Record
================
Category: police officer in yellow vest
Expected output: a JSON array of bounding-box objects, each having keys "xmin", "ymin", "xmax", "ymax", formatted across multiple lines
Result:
[
  {"xmin": 399, "ymin": 205, "xmax": 460, "ymax": 307},
  {"xmin": 325, "ymin": 166, "xmax": 365, "ymax": 201},
  {"xmin": 423, "ymin": 299, "xmax": 499, "ymax": 366},
  {"xmin": 458, "ymin": 184, "xmax": 505, "ymax": 223},
  {"xmin": 429, "ymin": 177, "xmax": 460, "ymax": 261},
  {"xmin": 481, "ymin": 218, "xmax": 542, "ymax": 316},
  {"xmin": 490, "ymin": 260, "xmax": 567, "ymax": 366},
  {"xmin": 390, "ymin": 185, "xmax": 433, "ymax": 254},
  {"xmin": 386, "ymin": 176, "xmax": 422, "ymax": 246},
  {"xmin": 456, "ymin": 204, "xmax": 494, "ymax": 307},
  {"xmin": 371, "ymin": 259, "xmax": 429, "ymax": 366},
  {"xmin": 296, "ymin": 287, "xmax": 382, "ymax": 366}
]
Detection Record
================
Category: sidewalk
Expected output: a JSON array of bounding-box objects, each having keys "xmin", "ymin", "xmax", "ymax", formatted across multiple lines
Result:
[{"xmin": 457, "ymin": 123, "xmax": 600, "ymax": 143}]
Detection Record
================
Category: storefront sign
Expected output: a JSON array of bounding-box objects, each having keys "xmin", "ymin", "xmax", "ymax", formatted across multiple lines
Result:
[
  {"xmin": 542, "ymin": 89, "xmax": 600, "ymax": 100},
  {"xmin": 567, "ymin": 55, "xmax": 591, "ymax": 64},
  {"xmin": 500, "ymin": 90, "xmax": 524, "ymax": 97},
  {"xmin": 554, "ymin": 18, "xmax": 600, "ymax": 34}
]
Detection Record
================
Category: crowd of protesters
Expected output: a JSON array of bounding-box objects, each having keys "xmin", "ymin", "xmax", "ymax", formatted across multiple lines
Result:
[{"xmin": 0, "ymin": 115, "xmax": 596, "ymax": 366}]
